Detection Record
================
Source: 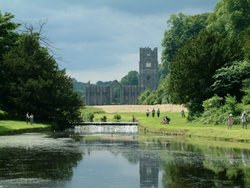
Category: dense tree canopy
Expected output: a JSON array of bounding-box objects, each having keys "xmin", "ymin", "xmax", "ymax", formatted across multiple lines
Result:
[
  {"xmin": 207, "ymin": 0, "xmax": 250, "ymax": 35},
  {"xmin": 169, "ymin": 31, "xmax": 243, "ymax": 112},
  {"xmin": 212, "ymin": 60, "xmax": 250, "ymax": 101},
  {"xmin": 161, "ymin": 13, "xmax": 209, "ymax": 79},
  {"xmin": 156, "ymin": 0, "xmax": 250, "ymax": 116},
  {"xmin": 1, "ymin": 33, "xmax": 82, "ymax": 128},
  {"xmin": 0, "ymin": 12, "xmax": 20, "ymax": 108},
  {"xmin": 0, "ymin": 12, "xmax": 82, "ymax": 129}
]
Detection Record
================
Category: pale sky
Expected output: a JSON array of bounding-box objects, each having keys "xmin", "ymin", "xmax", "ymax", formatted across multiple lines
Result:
[{"xmin": 0, "ymin": 0, "xmax": 218, "ymax": 83}]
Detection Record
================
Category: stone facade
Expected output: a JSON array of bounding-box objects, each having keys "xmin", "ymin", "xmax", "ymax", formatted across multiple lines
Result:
[
  {"xmin": 139, "ymin": 47, "xmax": 159, "ymax": 91},
  {"xmin": 85, "ymin": 47, "xmax": 158, "ymax": 105}
]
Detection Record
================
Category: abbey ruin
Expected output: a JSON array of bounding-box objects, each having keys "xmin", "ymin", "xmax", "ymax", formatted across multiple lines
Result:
[{"xmin": 85, "ymin": 47, "xmax": 159, "ymax": 105}]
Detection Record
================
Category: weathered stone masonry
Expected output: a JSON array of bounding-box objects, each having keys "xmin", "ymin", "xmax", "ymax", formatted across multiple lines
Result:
[{"xmin": 85, "ymin": 47, "xmax": 159, "ymax": 105}]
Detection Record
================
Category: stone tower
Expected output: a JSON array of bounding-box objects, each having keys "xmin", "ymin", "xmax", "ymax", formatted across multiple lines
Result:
[{"xmin": 139, "ymin": 47, "xmax": 159, "ymax": 91}]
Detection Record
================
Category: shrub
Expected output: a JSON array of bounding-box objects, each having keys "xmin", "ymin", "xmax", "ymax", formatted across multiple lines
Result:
[
  {"xmin": 113, "ymin": 114, "xmax": 121, "ymax": 122},
  {"xmin": 87, "ymin": 113, "xmax": 95, "ymax": 122},
  {"xmin": 100, "ymin": 115, "xmax": 107, "ymax": 122}
]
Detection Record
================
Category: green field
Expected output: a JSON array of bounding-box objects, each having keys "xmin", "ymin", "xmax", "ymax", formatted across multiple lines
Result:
[
  {"xmin": 0, "ymin": 120, "xmax": 51, "ymax": 135},
  {"xmin": 83, "ymin": 107, "xmax": 250, "ymax": 143}
]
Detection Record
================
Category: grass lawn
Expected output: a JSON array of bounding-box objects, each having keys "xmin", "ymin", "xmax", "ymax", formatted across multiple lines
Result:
[
  {"xmin": 86, "ymin": 107, "xmax": 250, "ymax": 143},
  {"xmin": 0, "ymin": 120, "xmax": 51, "ymax": 135}
]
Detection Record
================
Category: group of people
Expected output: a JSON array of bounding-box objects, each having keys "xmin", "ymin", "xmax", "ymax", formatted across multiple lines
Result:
[
  {"xmin": 145, "ymin": 108, "xmax": 172, "ymax": 124},
  {"xmin": 26, "ymin": 112, "xmax": 34, "ymax": 125},
  {"xmin": 146, "ymin": 108, "xmax": 161, "ymax": 118},
  {"xmin": 228, "ymin": 111, "xmax": 247, "ymax": 129}
]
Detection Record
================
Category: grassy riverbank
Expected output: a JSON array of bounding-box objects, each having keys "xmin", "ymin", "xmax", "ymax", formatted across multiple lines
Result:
[
  {"xmin": 84, "ymin": 105, "xmax": 250, "ymax": 143},
  {"xmin": 0, "ymin": 120, "xmax": 51, "ymax": 135}
]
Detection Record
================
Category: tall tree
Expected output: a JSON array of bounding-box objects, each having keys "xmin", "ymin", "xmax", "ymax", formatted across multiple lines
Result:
[
  {"xmin": 207, "ymin": 0, "xmax": 250, "ymax": 35},
  {"xmin": 161, "ymin": 13, "xmax": 209, "ymax": 79},
  {"xmin": 1, "ymin": 33, "xmax": 82, "ymax": 129},
  {"xmin": 169, "ymin": 30, "xmax": 243, "ymax": 113},
  {"xmin": 0, "ymin": 12, "xmax": 20, "ymax": 107}
]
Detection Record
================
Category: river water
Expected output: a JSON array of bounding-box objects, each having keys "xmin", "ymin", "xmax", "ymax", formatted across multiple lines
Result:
[{"xmin": 0, "ymin": 132, "xmax": 250, "ymax": 188}]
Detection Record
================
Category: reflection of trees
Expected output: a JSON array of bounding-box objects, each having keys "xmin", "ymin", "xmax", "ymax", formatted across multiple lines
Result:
[
  {"xmin": 161, "ymin": 142, "xmax": 248, "ymax": 187},
  {"xmin": 0, "ymin": 147, "xmax": 82, "ymax": 180},
  {"xmin": 80, "ymin": 136, "xmax": 250, "ymax": 188}
]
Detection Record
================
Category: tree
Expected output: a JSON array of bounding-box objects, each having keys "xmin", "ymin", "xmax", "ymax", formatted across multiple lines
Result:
[
  {"xmin": 120, "ymin": 71, "xmax": 139, "ymax": 85},
  {"xmin": 169, "ymin": 30, "xmax": 243, "ymax": 113},
  {"xmin": 207, "ymin": 0, "xmax": 250, "ymax": 35},
  {"xmin": 212, "ymin": 60, "xmax": 250, "ymax": 101},
  {"xmin": 1, "ymin": 33, "xmax": 82, "ymax": 129},
  {"xmin": 0, "ymin": 12, "xmax": 20, "ymax": 58},
  {"xmin": 161, "ymin": 13, "xmax": 209, "ymax": 79},
  {"xmin": 0, "ymin": 12, "xmax": 20, "ymax": 107}
]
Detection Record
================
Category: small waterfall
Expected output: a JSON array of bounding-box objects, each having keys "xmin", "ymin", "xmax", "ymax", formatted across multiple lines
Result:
[{"xmin": 74, "ymin": 125, "xmax": 138, "ymax": 134}]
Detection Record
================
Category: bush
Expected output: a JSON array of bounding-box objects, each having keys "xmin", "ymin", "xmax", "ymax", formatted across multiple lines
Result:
[
  {"xmin": 100, "ymin": 115, "xmax": 107, "ymax": 122},
  {"xmin": 113, "ymin": 114, "xmax": 121, "ymax": 122},
  {"xmin": 198, "ymin": 95, "xmax": 243, "ymax": 125},
  {"xmin": 87, "ymin": 113, "xmax": 95, "ymax": 122}
]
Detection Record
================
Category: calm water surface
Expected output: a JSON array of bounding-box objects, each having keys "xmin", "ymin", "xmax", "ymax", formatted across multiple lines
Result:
[{"xmin": 0, "ymin": 133, "xmax": 250, "ymax": 187}]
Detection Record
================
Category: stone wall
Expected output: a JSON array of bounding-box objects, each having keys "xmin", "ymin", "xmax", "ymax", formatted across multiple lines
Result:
[{"xmin": 85, "ymin": 47, "xmax": 159, "ymax": 105}]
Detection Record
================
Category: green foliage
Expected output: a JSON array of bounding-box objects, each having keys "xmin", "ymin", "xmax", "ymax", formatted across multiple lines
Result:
[
  {"xmin": 159, "ymin": 0, "xmax": 250, "ymax": 117},
  {"xmin": 0, "ymin": 12, "xmax": 20, "ymax": 58},
  {"xmin": 138, "ymin": 75, "xmax": 173, "ymax": 105},
  {"xmin": 0, "ymin": 32, "xmax": 82, "ymax": 130},
  {"xmin": 243, "ymin": 26, "xmax": 250, "ymax": 60},
  {"xmin": 81, "ymin": 106, "xmax": 104, "ymax": 122},
  {"xmin": 0, "ymin": 110, "xmax": 7, "ymax": 120},
  {"xmin": 199, "ymin": 95, "xmax": 242, "ymax": 125},
  {"xmin": 241, "ymin": 78, "xmax": 250, "ymax": 104},
  {"xmin": 87, "ymin": 113, "xmax": 95, "ymax": 122},
  {"xmin": 203, "ymin": 95, "xmax": 223, "ymax": 110},
  {"xmin": 212, "ymin": 60, "xmax": 250, "ymax": 100},
  {"xmin": 71, "ymin": 78, "xmax": 87, "ymax": 100},
  {"xmin": 224, "ymin": 95, "xmax": 241, "ymax": 116},
  {"xmin": 169, "ymin": 30, "xmax": 243, "ymax": 113},
  {"xmin": 0, "ymin": 12, "xmax": 20, "ymax": 108},
  {"xmin": 138, "ymin": 90, "xmax": 151, "ymax": 104},
  {"xmin": 120, "ymin": 70, "xmax": 139, "ymax": 85},
  {"xmin": 100, "ymin": 115, "xmax": 107, "ymax": 122},
  {"xmin": 113, "ymin": 114, "xmax": 121, "ymax": 122},
  {"xmin": 207, "ymin": 0, "xmax": 250, "ymax": 35},
  {"xmin": 161, "ymin": 13, "xmax": 209, "ymax": 79}
]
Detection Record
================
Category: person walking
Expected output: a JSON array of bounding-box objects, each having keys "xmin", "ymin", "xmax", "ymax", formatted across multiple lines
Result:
[
  {"xmin": 181, "ymin": 109, "xmax": 185, "ymax": 117},
  {"xmin": 26, "ymin": 112, "xmax": 30, "ymax": 124},
  {"xmin": 228, "ymin": 113, "xmax": 233, "ymax": 130},
  {"xmin": 157, "ymin": 108, "xmax": 160, "ymax": 117},
  {"xmin": 152, "ymin": 108, "xmax": 155, "ymax": 117},
  {"xmin": 241, "ymin": 111, "xmax": 247, "ymax": 129},
  {"xmin": 146, "ymin": 109, "xmax": 149, "ymax": 117},
  {"xmin": 30, "ymin": 113, "xmax": 34, "ymax": 125}
]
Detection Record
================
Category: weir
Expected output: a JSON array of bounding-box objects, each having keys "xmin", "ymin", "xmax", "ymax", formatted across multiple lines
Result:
[{"xmin": 72, "ymin": 122, "xmax": 138, "ymax": 134}]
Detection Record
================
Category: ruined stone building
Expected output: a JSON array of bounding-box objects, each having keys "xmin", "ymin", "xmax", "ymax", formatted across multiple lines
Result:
[{"xmin": 85, "ymin": 47, "xmax": 159, "ymax": 105}]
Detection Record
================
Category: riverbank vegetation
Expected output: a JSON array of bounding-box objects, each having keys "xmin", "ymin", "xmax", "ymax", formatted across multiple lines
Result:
[
  {"xmin": 82, "ymin": 105, "xmax": 250, "ymax": 143},
  {"xmin": 0, "ymin": 12, "xmax": 82, "ymax": 130},
  {"xmin": 140, "ymin": 0, "xmax": 250, "ymax": 124}
]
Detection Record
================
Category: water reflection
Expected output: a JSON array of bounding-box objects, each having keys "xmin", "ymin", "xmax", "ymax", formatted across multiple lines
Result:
[
  {"xmin": 78, "ymin": 136, "xmax": 250, "ymax": 188},
  {"xmin": 1, "ymin": 133, "xmax": 250, "ymax": 187},
  {"xmin": 0, "ymin": 133, "xmax": 82, "ymax": 188}
]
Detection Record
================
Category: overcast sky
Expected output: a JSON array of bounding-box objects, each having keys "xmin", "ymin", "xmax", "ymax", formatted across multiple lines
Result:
[{"xmin": 0, "ymin": 0, "xmax": 218, "ymax": 83}]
